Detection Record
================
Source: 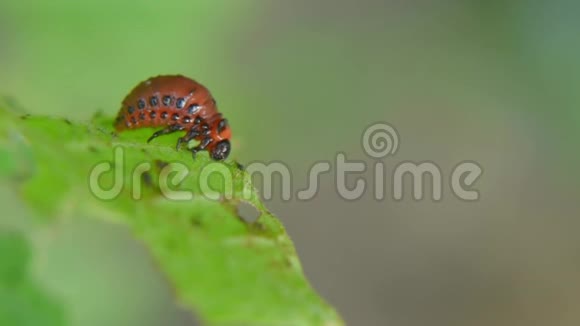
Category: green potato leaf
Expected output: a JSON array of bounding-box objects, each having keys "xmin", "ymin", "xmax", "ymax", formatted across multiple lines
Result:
[{"xmin": 0, "ymin": 105, "xmax": 343, "ymax": 326}]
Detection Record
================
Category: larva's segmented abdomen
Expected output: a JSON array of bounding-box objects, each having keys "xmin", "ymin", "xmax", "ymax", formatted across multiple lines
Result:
[
  {"xmin": 114, "ymin": 75, "xmax": 232, "ymax": 161},
  {"xmin": 114, "ymin": 75, "xmax": 219, "ymax": 130}
]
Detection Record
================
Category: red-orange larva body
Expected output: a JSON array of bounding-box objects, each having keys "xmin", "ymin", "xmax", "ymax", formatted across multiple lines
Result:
[{"xmin": 114, "ymin": 75, "xmax": 231, "ymax": 160}]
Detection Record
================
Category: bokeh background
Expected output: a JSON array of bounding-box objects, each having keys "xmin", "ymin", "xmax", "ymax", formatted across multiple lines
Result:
[{"xmin": 1, "ymin": 0, "xmax": 580, "ymax": 325}]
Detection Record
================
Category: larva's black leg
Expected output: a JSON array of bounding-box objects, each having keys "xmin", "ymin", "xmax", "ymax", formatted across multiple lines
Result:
[
  {"xmin": 147, "ymin": 124, "xmax": 184, "ymax": 143},
  {"xmin": 176, "ymin": 129, "xmax": 200, "ymax": 150},
  {"xmin": 175, "ymin": 137, "xmax": 184, "ymax": 151},
  {"xmin": 191, "ymin": 137, "xmax": 212, "ymax": 158},
  {"xmin": 201, "ymin": 124, "xmax": 212, "ymax": 136},
  {"xmin": 200, "ymin": 137, "xmax": 213, "ymax": 150},
  {"xmin": 176, "ymin": 117, "xmax": 207, "ymax": 150}
]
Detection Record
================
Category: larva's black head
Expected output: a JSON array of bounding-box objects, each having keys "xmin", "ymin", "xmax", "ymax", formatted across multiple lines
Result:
[{"xmin": 211, "ymin": 140, "xmax": 231, "ymax": 161}]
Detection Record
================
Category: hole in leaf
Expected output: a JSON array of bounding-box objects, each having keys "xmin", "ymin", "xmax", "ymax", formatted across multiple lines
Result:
[{"xmin": 236, "ymin": 201, "xmax": 260, "ymax": 223}]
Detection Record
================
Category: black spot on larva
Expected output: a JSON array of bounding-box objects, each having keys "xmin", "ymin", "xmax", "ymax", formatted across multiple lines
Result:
[
  {"xmin": 172, "ymin": 113, "xmax": 180, "ymax": 121},
  {"xmin": 183, "ymin": 116, "xmax": 192, "ymax": 123},
  {"xmin": 201, "ymin": 124, "xmax": 209, "ymax": 131},
  {"xmin": 188, "ymin": 104, "xmax": 200, "ymax": 115},
  {"xmin": 161, "ymin": 112, "xmax": 168, "ymax": 119},
  {"xmin": 127, "ymin": 106, "xmax": 135, "ymax": 114},
  {"xmin": 194, "ymin": 117, "xmax": 202, "ymax": 124},
  {"xmin": 176, "ymin": 98, "xmax": 186, "ymax": 109},
  {"xmin": 130, "ymin": 116, "xmax": 137, "ymax": 124},
  {"xmin": 63, "ymin": 118, "xmax": 72, "ymax": 125},
  {"xmin": 218, "ymin": 119, "xmax": 227, "ymax": 133},
  {"xmin": 88, "ymin": 146, "xmax": 99, "ymax": 153},
  {"xmin": 150, "ymin": 111, "xmax": 157, "ymax": 119},
  {"xmin": 235, "ymin": 161, "xmax": 245, "ymax": 170},
  {"xmin": 139, "ymin": 113, "xmax": 145, "ymax": 120},
  {"xmin": 150, "ymin": 96, "xmax": 159, "ymax": 106},
  {"xmin": 138, "ymin": 99, "xmax": 146, "ymax": 110},
  {"xmin": 20, "ymin": 114, "xmax": 30, "ymax": 120},
  {"xmin": 162, "ymin": 95, "xmax": 172, "ymax": 106}
]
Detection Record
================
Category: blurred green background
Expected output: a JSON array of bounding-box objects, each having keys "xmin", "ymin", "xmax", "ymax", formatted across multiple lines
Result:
[{"xmin": 1, "ymin": 0, "xmax": 579, "ymax": 325}]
